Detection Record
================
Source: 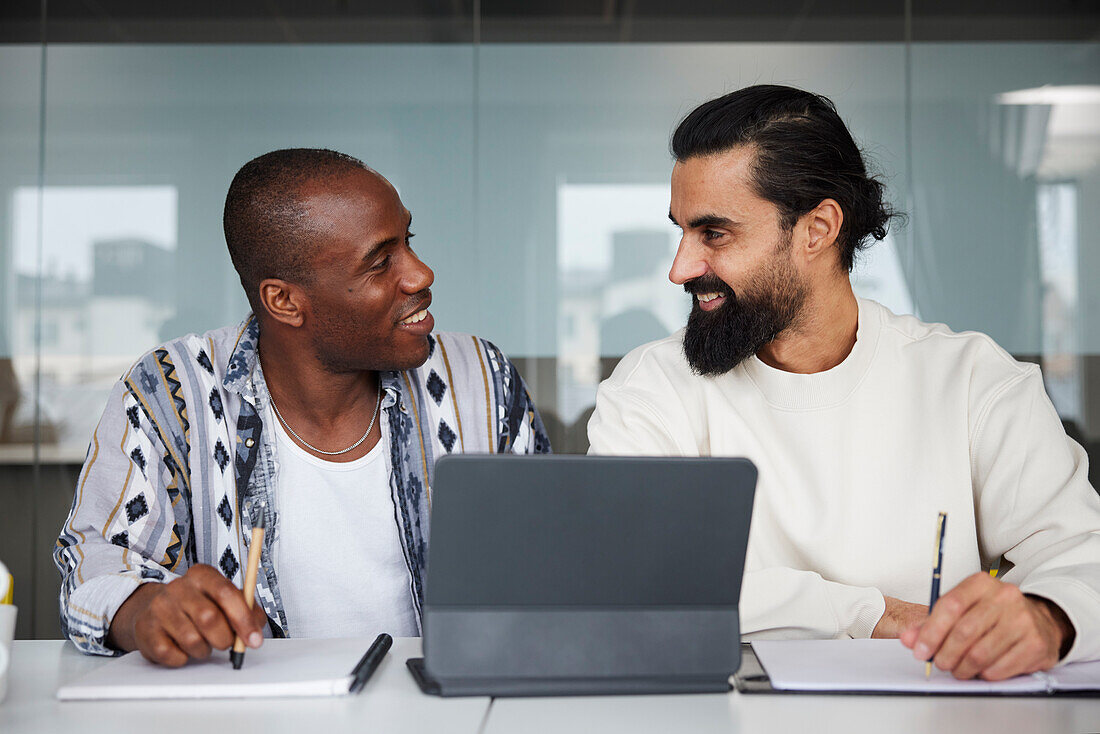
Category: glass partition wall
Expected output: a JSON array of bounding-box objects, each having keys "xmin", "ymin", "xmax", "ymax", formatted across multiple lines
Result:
[{"xmin": 1, "ymin": 2, "xmax": 1098, "ymax": 638}]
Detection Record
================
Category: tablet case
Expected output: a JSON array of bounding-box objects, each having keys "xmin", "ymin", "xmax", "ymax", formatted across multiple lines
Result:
[
  {"xmin": 411, "ymin": 455, "xmax": 758, "ymax": 697},
  {"xmin": 407, "ymin": 657, "xmax": 733, "ymax": 697}
]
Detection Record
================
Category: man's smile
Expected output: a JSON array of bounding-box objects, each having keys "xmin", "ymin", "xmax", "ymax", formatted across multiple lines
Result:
[
  {"xmin": 696, "ymin": 292, "xmax": 727, "ymax": 311},
  {"xmin": 400, "ymin": 309, "xmax": 429, "ymax": 325},
  {"xmin": 397, "ymin": 291, "xmax": 434, "ymax": 334},
  {"xmin": 397, "ymin": 291, "xmax": 432, "ymax": 323}
]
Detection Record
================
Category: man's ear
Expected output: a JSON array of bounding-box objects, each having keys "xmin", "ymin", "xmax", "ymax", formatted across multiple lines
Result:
[
  {"xmin": 802, "ymin": 198, "xmax": 844, "ymax": 264},
  {"xmin": 258, "ymin": 278, "xmax": 307, "ymax": 327}
]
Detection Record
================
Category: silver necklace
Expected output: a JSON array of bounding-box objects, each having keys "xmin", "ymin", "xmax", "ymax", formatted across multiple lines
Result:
[{"xmin": 269, "ymin": 382, "xmax": 381, "ymax": 456}]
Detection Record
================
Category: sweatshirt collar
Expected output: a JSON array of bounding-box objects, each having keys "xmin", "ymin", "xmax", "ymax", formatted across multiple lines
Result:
[{"xmin": 739, "ymin": 297, "xmax": 882, "ymax": 411}]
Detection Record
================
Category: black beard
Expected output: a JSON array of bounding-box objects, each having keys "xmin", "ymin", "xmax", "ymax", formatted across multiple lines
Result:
[{"xmin": 682, "ymin": 264, "xmax": 806, "ymax": 377}]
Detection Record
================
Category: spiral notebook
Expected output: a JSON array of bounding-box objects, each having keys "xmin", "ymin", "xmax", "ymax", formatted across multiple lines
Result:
[
  {"xmin": 58, "ymin": 638, "xmax": 370, "ymax": 701},
  {"xmin": 735, "ymin": 639, "xmax": 1100, "ymax": 696}
]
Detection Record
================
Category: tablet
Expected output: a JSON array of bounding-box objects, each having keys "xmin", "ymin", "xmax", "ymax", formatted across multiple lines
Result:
[{"xmin": 410, "ymin": 454, "xmax": 757, "ymax": 697}]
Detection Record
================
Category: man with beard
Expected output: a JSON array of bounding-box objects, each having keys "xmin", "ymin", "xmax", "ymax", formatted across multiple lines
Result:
[
  {"xmin": 56, "ymin": 149, "xmax": 550, "ymax": 667},
  {"xmin": 588, "ymin": 86, "xmax": 1100, "ymax": 680}
]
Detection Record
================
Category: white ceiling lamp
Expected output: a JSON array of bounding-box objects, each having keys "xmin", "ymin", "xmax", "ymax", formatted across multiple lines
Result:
[
  {"xmin": 996, "ymin": 85, "xmax": 1100, "ymax": 106},
  {"xmin": 995, "ymin": 85, "xmax": 1100, "ymax": 178}
]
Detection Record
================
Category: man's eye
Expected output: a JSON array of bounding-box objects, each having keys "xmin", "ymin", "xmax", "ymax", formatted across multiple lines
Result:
[
  {"xmin": 405, "ymin": 232, "xmax": 416, "ymax": 246},
  {"xmin": 371, "ymin": 255, "xmax": 390, "ymax": 271},
  {"xmin": 703, "ymin": 229, "xmax": 724, "ymax": 241}
]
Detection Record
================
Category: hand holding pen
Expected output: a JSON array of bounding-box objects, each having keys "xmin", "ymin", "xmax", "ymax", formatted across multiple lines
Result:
[{"xmin": 901, "ymin": 511, "xmax": 1074, "ymax": 681}]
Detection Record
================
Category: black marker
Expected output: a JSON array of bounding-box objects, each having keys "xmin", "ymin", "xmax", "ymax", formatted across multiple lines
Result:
[{"xmin": 349, "ymin": 633, "xmax": 393, "ymax": 694}]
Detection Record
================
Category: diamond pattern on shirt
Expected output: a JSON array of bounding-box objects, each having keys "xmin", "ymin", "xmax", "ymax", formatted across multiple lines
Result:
[
  {"xmin": 126, "ymin": 493, "xmax": 149, "ymax": 523},
  {"xmin": 214, "ymin": 438, "xmax": 230, "ymax": 473},
  {"xmin": 109, "ymin": 532, "xmax": 129, "ymax": 548},
  {"xmin": 438, "ymin": 420, "xmax": 457, "ymax": 453},
  {"xmin": 209, "ymin": 388, "xmax": 224, "ymax": 422},
  {"xmin": 219, "ymin": 546, "xmax": 239, "ymax": 579},
  {"xmin": 426, "ymin": 369, "xmax": 447, "ymax": 406},
  {"xmin": 196, "ymin": 348, "xmax": 214, "ymax": 374},
  {"xmin": 217, "ymin": 495, "xmax": 233, "ymax": 529},
  {"xmin": 130, "ymin": 447, "xmax": 147, "ymax": 475}
]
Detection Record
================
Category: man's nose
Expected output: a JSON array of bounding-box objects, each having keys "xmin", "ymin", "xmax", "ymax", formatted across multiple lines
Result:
[
  {"xmin": 404, "ymin": 251, "xmax": 434, "ymax": 293},
  {"xmin": 668, "ymin": 239, "xmax": 708, "ymax": 285}
]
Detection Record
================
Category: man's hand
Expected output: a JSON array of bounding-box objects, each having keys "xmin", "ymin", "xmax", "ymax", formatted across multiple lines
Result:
[
  {"xmin": 872, "ymin": 597, "xmax": 929, "ymax": 639},
  {"xmin": 899, "ymin": 573, "xmax": 1074, "ymax": 681},
  {"xmin": 108, "ymin": 564, "xmax": 268, "ymax": 667}
]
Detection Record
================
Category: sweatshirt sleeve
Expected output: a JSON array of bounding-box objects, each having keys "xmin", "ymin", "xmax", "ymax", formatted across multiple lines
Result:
[
  {"xmin": 53, "ymin": 379, "xmax": 184, "ymax": 656},
  {"xmin": 739, "ymin": 569, "xmax": 886, "ymax": 641},
  {"xmin": 971, "ymin": 367, "xmax": 1100, "ymax": 664},
  {"xmin": 588, "ymin": 384, "xmax": 691, "ymax": 456},
  {"xmin": 588, "ymin": 379, "xmax": 886, "ymax": 640}
]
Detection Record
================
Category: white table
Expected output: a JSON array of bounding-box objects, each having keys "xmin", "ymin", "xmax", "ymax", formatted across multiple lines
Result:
[
  {"xmin": 485, "ymin": 688, "xmax": 1100, "ymax": 734},
  {"xmin": 5, "ymin": 640, "xmax": 1100, "ymax": 734},
  {"xmin": 0, "ymin": 639, "xmax": 489, "ymax": 734}
]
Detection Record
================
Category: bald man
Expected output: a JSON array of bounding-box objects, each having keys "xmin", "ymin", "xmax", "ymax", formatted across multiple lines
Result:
[{"xmin": 56, "ymin": 149, "xmax": 550, "ymax": 666}]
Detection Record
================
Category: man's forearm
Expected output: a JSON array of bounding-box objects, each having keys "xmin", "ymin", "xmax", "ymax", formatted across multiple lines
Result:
[{"xmin": 872, "ymin": 597, "xmax": 929, "ymax": 639}]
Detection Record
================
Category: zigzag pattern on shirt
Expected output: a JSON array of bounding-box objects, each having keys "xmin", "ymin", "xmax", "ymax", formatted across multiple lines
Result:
[
  {"xmin": 125, "ymin": 352, "xmax": 193, "ymax": 505},
  {"xmin": 123, "ymin": 348, "xmax": 197, "ymax": 576},
  {"xmin": 161, "ymin": 524, "xmax": 184, "ymax": 571},
  {"xmin": 155, "ymin": 348, "xmax": 191, "ymax": 446}
]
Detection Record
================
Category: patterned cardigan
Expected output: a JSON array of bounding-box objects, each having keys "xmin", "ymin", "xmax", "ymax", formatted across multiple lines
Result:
[{"xmin": 55, "ymin": 316, "xmax": 550, "ymax": 655}]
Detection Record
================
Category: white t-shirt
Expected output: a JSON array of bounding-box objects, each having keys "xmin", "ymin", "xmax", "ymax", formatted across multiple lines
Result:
[
  {"xmin": 272, "ymin": 411, "xmax": 419, "ymax": 639},
  {"xmin": 589, "ymin": 297, "xmax": 1100, "ymax": 663}
]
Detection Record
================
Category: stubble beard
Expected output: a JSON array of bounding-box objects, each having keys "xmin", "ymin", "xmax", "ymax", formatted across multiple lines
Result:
[
  {"xmin": 309, "ymin": 308, "xmax": 430, "ymax": 375},
  {"xmin": 306, "ymin": 299, "xmax": 391, "ymax": 375}
]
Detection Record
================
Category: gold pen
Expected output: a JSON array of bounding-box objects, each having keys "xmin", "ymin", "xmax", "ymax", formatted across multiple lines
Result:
[
  {"xmin": 925, "ymin": 512, "xmax": 947, "ymax": 678},
  {"xmin": 231, "ymin": 513, "xmax": 266, "ymax": 670}
]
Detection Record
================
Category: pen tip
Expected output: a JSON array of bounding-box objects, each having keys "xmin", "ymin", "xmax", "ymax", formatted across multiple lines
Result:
[{"xmin": 231, "ymin": 651, "xmax": 244, "ymax": 670}]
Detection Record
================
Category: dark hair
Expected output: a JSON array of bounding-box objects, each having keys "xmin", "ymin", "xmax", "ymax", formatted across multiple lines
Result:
[
  {"xmin": 223, "ymin": 148, "xmax": 370, "ymax": 311},
  {"xmin": 671, "ymin": 85, "xmax": 902, "ymax": 271}
]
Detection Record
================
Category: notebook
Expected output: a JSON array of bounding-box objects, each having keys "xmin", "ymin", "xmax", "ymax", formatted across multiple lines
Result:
[
  {"xmin": 58, "ymin": 638, "xmax": 372, "ymax": 700},
  {"xmin": 736, "ymin": 639, "xmax": 1100, "ymax": 696}
]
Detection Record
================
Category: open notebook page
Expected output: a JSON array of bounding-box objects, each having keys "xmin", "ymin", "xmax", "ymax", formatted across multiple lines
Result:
[
  {"xmin": 58, "ymin": 637, "xmax": 367, "ymax": 700},
  {"xmin": 751, "ymin": 639, "xmax": 1092, "ymax": 694}
]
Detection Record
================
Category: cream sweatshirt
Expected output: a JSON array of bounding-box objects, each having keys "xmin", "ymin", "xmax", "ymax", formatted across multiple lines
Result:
[{"xmin": 588, "ymin": 298, "xmax": 1100, "ymax": 663}]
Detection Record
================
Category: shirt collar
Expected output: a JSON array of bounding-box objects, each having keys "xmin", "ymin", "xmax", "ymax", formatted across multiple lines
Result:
[
  {"xmin": 379, "ymin": 372, "xmax": 401, "ymax": 409},
  {"xmin": 223, "ymin": 314, "xmax": 261, "ymax": 395}
]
